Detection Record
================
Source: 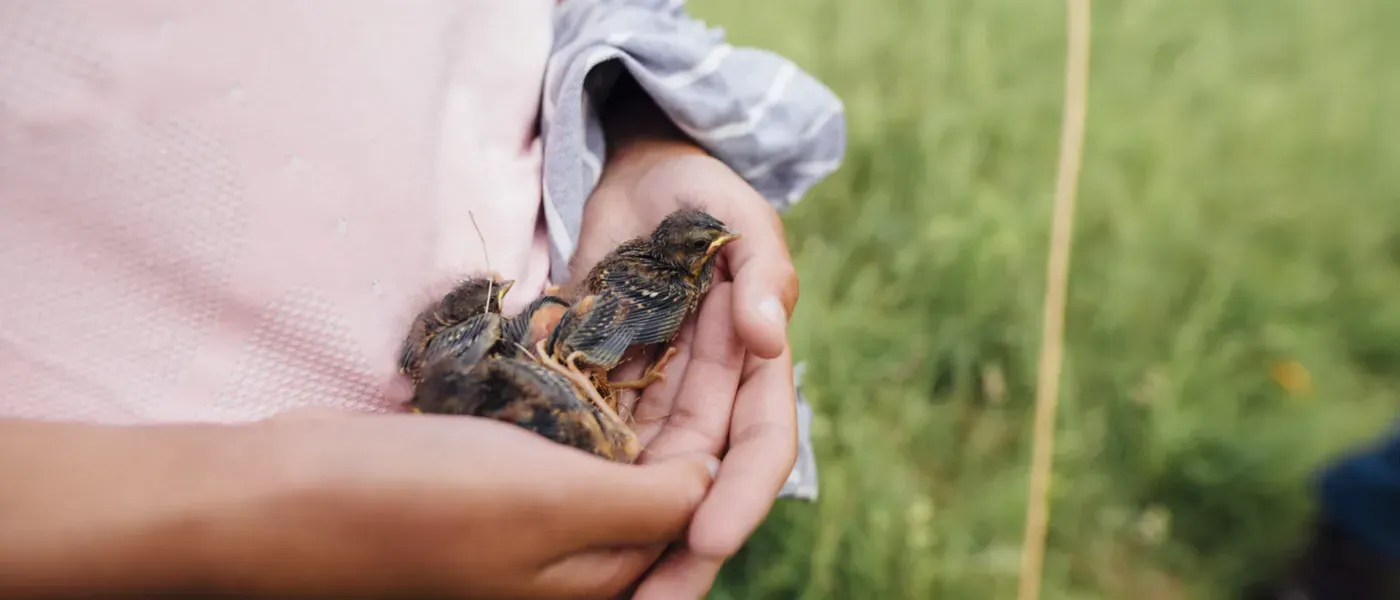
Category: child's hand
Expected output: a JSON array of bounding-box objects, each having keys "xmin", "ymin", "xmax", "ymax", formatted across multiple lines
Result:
[
  {"xmin": 249, "ymin": 412, "xmax": 719, "ymax": 599},
  {"xmin": 573, "ymin": 139, "xmax": 800, "ymax": 600}
]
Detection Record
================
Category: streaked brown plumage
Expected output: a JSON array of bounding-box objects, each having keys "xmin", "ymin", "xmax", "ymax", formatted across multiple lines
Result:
[
  {"xmin": 420, "ymin": 312, "xmax": 505, "ymax": 374},
  {"xmin": 397, "ymin": 209, "xmax": 737, "ymax": 465},
  {"xmin": 551, "ymin": 208, "xmax": 739, "ymax": 392},
  {"xmin": 546, "ymin": 293, "xmax": 633, "ymax": 373},
  {"xmin": 399, "ymin": 275, "xmax": 513, "ymax": 384},
  {"xmin": 409, "ymin": 349, "xmax": 641, "ymax": 463},
  {"xmin": 409, "ymin": 288, "xmax": 571, "ymax": 393},
  {"xmin": 539, "ymin": 293, "xmax": 633, "ymax": 419}
]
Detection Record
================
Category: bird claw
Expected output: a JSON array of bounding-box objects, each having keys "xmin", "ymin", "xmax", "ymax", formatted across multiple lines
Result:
[
  {"xmin": 535, "ymin": 340, "xmax": 626, "ymax": 428},
  {"xmin": 610, "ymin": 346, "xmax": 679, "ymax": 391}
]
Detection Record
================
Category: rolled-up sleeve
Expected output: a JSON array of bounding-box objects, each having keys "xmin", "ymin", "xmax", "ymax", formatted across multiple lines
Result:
[
  {"xmin": 541, "ymin": 0, "xmax": 847, "ymax": 283},
  {"xmin": 540, "ymin": 1, "xmax": 840, "ymax": 502}
]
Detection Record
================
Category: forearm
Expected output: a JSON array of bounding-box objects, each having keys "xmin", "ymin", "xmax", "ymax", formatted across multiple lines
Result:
[{"xmin": 0, "ymin": 419, "xmax": 291, "ymax": 596}]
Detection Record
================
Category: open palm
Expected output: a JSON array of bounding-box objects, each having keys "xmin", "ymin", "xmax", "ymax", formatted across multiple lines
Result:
[{"xmin": 570, "ymin": 148, "xmax": 799, "ymax": 599}]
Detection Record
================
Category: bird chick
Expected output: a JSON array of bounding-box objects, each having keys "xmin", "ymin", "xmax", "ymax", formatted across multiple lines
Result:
[
  {"xmin": 558, "ymin": 208, "xmax": 740, "ymax": 391},
  {"xmin": 420, "ymin": 312, "xmax": 506, "ymax": 376},
  {"xmin": 498, "ymin": 294, "xmax": 571, "ymax": 359},
  {"xmin": 398, "ymin": 275, "xmax": 513, "ymax": 384},
  {"xmin": 536, "ymin": 292, "xmax": 634, "ymax": 422},
  {"xmin": 409, "ymin": 349, "xmax": 642, "ymax": 463},
  {"xmin": 427, "ymin": 290, "xmax": 571, "ymax": 368}
]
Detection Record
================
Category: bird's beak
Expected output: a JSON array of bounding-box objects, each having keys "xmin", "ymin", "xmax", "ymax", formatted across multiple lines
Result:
[
  {"xmin": 494, "ymin": 279, "xmax": 516, "ymax": 305},
  {"xmin": 704, "ymin": 232, "xmax": 742, "ymax": 259}
]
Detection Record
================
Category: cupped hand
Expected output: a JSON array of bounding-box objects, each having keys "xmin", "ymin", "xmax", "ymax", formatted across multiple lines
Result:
[
  {"xmin": 571, "ymin": 140, "xmax": 801, "ymax": 599},
  {"xmin": 230, "ymin": 410, "xmax": 719, "ymax": 599}
]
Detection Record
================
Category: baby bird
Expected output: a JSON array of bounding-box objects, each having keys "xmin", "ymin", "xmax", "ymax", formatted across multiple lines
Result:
[
  {"xmin": 534, "ymin": 292, "xmax": 635, "ymax": 424},
  {"xmin": 398, "ymin": 275, "xmax": 513, "ymax": 384},
  {"xmin": 419, "ymin": 311, "xmax": 506, "ymax": 376},
  {"xmin": 498, "ymin": 295, "xmax": 571, "ymax": 358},
  {"xmin": 410, "ymin": 284, "xmax": 573, "ymax": 387},
  {"xmin": 550, "ymin": 208, "xmax": 740, "ymax": 392},
  {"xmin": 408, "ymin": 344, "xmax": 642, "ymax": 463}
]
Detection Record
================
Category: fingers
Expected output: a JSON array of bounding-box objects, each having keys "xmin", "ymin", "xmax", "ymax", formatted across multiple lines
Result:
[
  {"xmin": 625, "ymin": 322, "xmax": 691, "ymax": 443},
  {"xmin": 687, "ymin": 347, "xmax": 798, "ymax": 558},
  {"xmin": 534, "ymin": 546, "xmax": 670, "ymax": 600},
  {"xmin": 560, "ymin": 452, "xmax": 720, "ymax": 549},
  {"xmin": 631, "ymin": 546, "xmax": 723, "ymax": 600},
  {"xmin": 635, "ymin": 284, "xmax": 743, "ymax": 459},
  {"xmin": 725, "ymin": 203, "xmax": 799, "ymax": 360}
]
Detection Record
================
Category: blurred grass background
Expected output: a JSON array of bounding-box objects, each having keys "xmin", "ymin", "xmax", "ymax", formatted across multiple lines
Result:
[{"xmin": 690, "ymin": 0, "xmax": 1400, "ymax": 598}]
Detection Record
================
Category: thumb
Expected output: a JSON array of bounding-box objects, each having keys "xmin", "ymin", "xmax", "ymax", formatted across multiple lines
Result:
[
  {"xmin": 729, "ymin": 249, "xmax": 798, "ymax": 360},
  {"xmin": 564, "ymin": 452, "xmax": 720, "ymax": 548},
  {"xmin": 721, "ymin": 202, "xmax": 798, "ymax": 360}
]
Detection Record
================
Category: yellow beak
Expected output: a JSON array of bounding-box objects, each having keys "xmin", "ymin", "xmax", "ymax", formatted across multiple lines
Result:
[
  {"xmin": 704, "ymin": 233, "xmax": 742, "ymax": 259},
  {"xmin": 493, "ymin": 279, "xmax": 516, "ymax": 306}
]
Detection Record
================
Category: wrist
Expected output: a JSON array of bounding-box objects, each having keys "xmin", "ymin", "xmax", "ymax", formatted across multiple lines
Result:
[{"xmin": 598, "ymin": 71, "xmax": 709, "ymax": 177}]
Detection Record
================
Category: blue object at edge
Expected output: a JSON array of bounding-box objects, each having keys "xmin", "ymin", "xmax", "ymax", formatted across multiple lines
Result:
[{"xmin": 1317, "ymin": 422, "xmax": 1400, "ymax": 559}]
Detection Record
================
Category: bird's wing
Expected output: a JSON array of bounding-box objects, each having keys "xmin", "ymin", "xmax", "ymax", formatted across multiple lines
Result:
[
  {"xmin": 614, "ymin": 281, "xmax": 693, "ymax": 346},
  {"xmin": 553, "ymin": 293, "xmax": 636, "ymax": 368},
  {"xmin": 499, "ymin": 314, "xmax": 529, "ymax": 356},
  {"xmin": 423, "ymin": 314, "xmax": 501, "ymax": 368},
  {"xmin": 398, "ymin": 325, "xmax": 425, "ymax": 374},
  {"xmin": 582, "ymin": 239, "xmax": 651, "ymax": 293},
  {"xmin": 514, "ymin": 360, "xmax": 589, "ymax": 410}
]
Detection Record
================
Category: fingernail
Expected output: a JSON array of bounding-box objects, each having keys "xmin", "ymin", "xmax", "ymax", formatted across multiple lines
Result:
[
  {"xmin": 704, "ymin": 456, "xmax": 721, "ymax": 479},
  {"xmin": 758, "ymin": 297, "xmax": 786, "ymax": 326}
]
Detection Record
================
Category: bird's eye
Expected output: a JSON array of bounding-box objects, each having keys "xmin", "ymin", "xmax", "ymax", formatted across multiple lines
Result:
[{"xmin": 691, "ymin": 239, "xmax": 711, "ymax": 252}]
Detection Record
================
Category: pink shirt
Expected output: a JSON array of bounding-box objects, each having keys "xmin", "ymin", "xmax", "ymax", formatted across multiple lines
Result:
[{"xmin": 0, "ymin": 1, "xmax": 555, "ymax": 423}]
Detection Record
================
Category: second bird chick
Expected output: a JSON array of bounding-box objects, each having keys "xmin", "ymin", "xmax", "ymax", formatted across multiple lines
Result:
[
  {"xmin": 537, "ymin": 292, "xmax": 636, "ymax": 424},
  {"xmin": 399, "ymin": 275, "xmax": 513, "ymax": 384},
  {"xmin": 499, "ymin": 294, "xmax": 571, "ymax": 358}
]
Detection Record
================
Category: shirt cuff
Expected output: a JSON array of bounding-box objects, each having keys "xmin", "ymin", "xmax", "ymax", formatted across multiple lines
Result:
[{"xmin": 541, "ymin": 0, "xmax": 847, "ymax": 283}]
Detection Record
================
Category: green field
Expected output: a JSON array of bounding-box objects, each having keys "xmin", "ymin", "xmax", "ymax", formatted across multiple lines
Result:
[{"xmin": 691, "ymin": 0, "xmax": 1400, "ymax": 598}]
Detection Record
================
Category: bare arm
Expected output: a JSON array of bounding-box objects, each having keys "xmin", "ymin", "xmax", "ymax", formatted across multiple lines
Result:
[
  {"xmin": 0, "ymin": 419, "xmax": 291, "ymax": 596},
  {"xmin": 0, "ymin": 414, "xmax": 716, "ymax": 599}
]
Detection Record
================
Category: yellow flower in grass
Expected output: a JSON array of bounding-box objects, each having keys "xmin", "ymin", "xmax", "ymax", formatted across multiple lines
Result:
[{"xmin": 1269, "ymin": 359, "xmax": 1313, "ymax": 396}]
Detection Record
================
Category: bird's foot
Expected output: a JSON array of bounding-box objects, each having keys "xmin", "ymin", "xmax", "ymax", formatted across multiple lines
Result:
[
  {"xmin": 532, "ymin": 339, "xmax": 589, "ymax": 390},
  {"xmin": 562, "ymin": 351, "xmax": 629, "ymax": 427},
  {"xmin": 610, "ymin": 346, "xmax": 679, "ymax": 391},
  {"xmin": 534, "ymin": 340, "xmax": 622, "ymax": 426},
  {"xmin": 582, "ymin": 368, "xmax": 619, "ymax": 409},
  {"xmin": 588, "ymin": 370, "xmax": 633, "ymax": 426}
]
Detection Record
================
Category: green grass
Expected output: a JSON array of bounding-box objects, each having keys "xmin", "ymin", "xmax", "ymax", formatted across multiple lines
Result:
[{"xmin": 689, "ymin": 0, "xmax": 1400, "ymax": 598}]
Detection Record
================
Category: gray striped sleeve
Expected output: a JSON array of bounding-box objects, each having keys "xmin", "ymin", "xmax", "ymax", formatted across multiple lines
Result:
[
  {"xmin": 541, "ymin": 0, "xmax": 842, "ymax": 502},
  {"xmin": 541, "ymin": 0, "xmax": 847, "ymax": 283}
]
